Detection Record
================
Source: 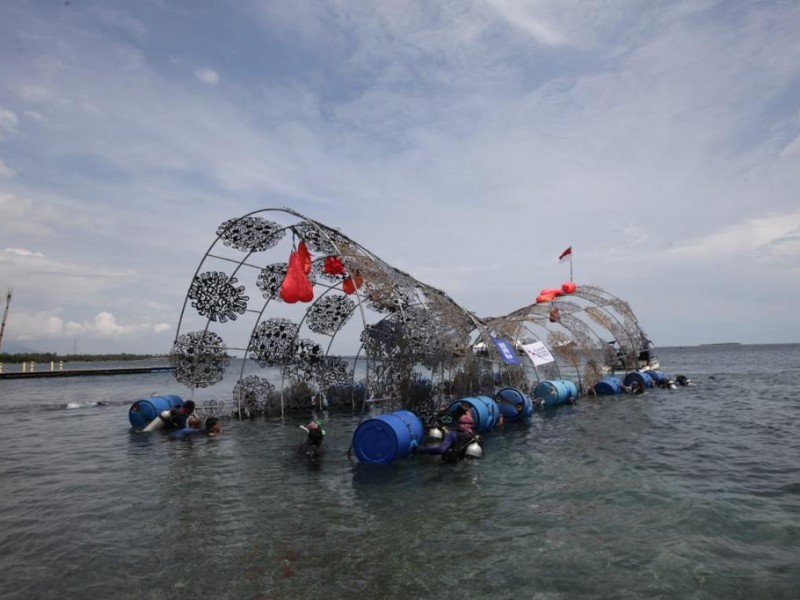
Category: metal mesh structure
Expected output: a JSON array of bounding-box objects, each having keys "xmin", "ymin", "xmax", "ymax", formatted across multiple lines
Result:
[
  {"xmin": 171, "ymin": 208, "xmax": 506, "ymax": 419},
  {"xmin": 171, "ymin": 209, "xmax": 657, "ymax": 415}
]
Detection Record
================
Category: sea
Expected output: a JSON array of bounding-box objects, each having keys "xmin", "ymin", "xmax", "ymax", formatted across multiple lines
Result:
[{"xmin": 0, "ymin": 344, "xmax": 798, "ymax": 599}]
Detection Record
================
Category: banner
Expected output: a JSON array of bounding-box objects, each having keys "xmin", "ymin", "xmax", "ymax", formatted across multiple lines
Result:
[
  {"xmin": 521, "ymin": 341, "xmax": 555, "ymax": 366},
  {"xmin": 491, "ymin": 337, "xmax": 521, "ymax": 365}
]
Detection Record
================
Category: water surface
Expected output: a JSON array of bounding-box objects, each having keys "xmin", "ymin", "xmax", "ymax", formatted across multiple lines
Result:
[{"xmin": 1, "ymin": 344, "xmax": 798, "ymax": 599}]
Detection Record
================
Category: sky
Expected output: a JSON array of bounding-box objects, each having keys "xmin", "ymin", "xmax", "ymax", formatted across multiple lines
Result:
[{"xmin": 0, "ymin": 0, "xmax": 799, "ymax": 355}]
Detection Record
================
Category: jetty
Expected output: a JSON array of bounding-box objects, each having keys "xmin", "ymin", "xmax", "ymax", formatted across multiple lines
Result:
[{"xmin": 0, "ymin": 365, "xmax": 176, "ymax": 380}]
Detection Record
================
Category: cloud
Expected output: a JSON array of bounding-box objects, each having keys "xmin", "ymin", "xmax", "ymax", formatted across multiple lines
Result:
[
  {"xmin": 10, "ymin": 309, "xmax": 172, "ymax": 342},
  {"xmin": 194, "ymin": 67, "xmax": 219, "ymax": 85},
  {"xmin": 2, "ymin": 247, "xmax": 46, "ymax": 258},
  {"xmin": 0, "ymin": 106, "xmax": 17, "ymax": 138},
  {"xmin": 0, "ymin": 158, "xmax": 15, "ymax": 178},
  {"xmin": 0, "ymin": 0, "xmax": 799, "ymax": 350},
  {"xmin": 665, "ymin": 209, "xmax": 800, "ymax": 263}
]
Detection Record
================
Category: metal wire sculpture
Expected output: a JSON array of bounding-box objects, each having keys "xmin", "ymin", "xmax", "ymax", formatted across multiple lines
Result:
[{"xmin": 172, "ymin": 208, "xmax": 658, "ymax": 417}]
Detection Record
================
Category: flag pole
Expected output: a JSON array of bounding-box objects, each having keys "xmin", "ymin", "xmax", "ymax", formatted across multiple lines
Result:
[{"xmin": 570, "ymin": 251, "xmax": 573, "ymax": 282}]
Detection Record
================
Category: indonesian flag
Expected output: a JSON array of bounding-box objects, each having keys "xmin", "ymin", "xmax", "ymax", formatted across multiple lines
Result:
[{"xmin": 558, "ymin": 246, "xmax": 572, "ymax": 262}]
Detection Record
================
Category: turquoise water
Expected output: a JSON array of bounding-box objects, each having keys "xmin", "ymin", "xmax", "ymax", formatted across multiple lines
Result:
[{"xmin": 0, "ymin": 345, "xmax": 798, "ymax": 599}]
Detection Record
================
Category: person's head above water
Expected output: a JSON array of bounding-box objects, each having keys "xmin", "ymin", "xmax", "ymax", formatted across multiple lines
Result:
[
  {"xmin": 457, "ymin": 409, "xmax": 475, "ymax": 433},
  {"xmin": 182, "ymin": 400, "xmax": 196, "ymax": 415},
  {"xmin": 205, "ymin": 417, "xmax": 221, "ymax": 435},
  {"xmin": 305, "ymin": 420, "xmax": 324, "ymax": 446}
]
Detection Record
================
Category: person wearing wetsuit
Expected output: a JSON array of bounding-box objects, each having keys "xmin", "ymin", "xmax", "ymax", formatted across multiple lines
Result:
[
  {"xmin": 297, "ymin": 420, "xmax": 325, "ymax": 459},
  {"xmin": 417, "ymin": 407, "xmax": 478, "ymax": 463},
  {"xmin": 163, "ymin": 400, "xmax": 196, "ymax": 430},
  {"xmin": 170, "ymin": 416, "xmax": 222, "ymax": 439}
]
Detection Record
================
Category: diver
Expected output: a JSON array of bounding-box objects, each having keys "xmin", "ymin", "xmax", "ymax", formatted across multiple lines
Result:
[
  {"xmin": 170, "ymin": 416, "xmax": 221, "ymax": 439},
  {"xmin": 416, "ymin": 405, "xmax": 482, "ymax": 462},
  {"xmin": 161, "ymin": 400, "xmax": 196, "ymax": 430},
  {"xmin": 423, "ymin": 403, "xmax": 451, "ymax": 443},
  {"xmin": 298, "ymin": 420, "xmax": 325, "ymax": 460}
]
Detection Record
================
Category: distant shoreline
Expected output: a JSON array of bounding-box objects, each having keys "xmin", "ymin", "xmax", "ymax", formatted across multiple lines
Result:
[{"xmin": 698, "ymin": 342, "xmax": 742, "ymax": 347}]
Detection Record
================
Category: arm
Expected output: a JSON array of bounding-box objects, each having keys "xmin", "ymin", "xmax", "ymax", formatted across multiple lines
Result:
[{"xmin": 417, "ymin": 430, "xmax": 458, "ymax": 455}]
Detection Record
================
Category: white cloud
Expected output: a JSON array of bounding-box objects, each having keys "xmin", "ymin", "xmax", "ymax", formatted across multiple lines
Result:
[
  {"xmin": 1, "ymin": 0, "xmax": 799, "ymax": 350},
  {"xmin": 194, "ymin": 67, "xmax": 219, "ymax": 86},
  {"xmin": 484, "ymin": 0, "xmax": 568, "ymax": 46},
  {"xmin": 665, "ymin": 209, "xmax": 800, "ymax": 262},
  {"xmin": 0, "ymin": 158, "xmax": 15, "ymax": 178},
  {"xmin": 10, "ymin": 310, "xmax": 171, "ymax": 342},
  {"xmin": 0, "ymin": 107, "xmax": 17, "ymax": 138},
  {"xmin": 2, "ymin": 247, "xmax": 46, "ymax": 258}
]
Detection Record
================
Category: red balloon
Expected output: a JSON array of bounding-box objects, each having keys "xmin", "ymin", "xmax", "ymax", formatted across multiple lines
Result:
[
  {"xmin": 297, "ymin": 241, "xmax": 312, "ymax": 275},
  {"xmin": 343, "ymin": 273, "xmax": 363, "ymax": 295},
  {"xmin": 323, "ymin": 256, "xmax": 345, "ymax": 276},
  {"xmin": 280, "ymin": 250, "xmax": 314, "ymax": 303}
]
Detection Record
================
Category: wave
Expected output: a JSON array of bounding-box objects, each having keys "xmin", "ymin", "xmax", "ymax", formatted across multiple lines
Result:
[{"xmin": 3, "ymin": 398, "xmax": 133, "ymax": 415}]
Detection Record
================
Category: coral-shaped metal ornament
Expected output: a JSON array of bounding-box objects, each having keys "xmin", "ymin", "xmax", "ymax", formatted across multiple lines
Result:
[
  {"xmin": 169, "ymin": 330, "xmax": 230, "ymax": 388},
  {"xmin": 188, "ymin": 271, "xmax": 249, "ymax": 322},
  {"xmin": 248, "ymin": 318, "xmax": 299, "ymax": 366},
  {"xmin": 306, "ymin": 295, "xmax": 355, "ymax": 335},
  {"xmin": 216, "ymin": 216, "xmax": 285, "ymax": 252}
]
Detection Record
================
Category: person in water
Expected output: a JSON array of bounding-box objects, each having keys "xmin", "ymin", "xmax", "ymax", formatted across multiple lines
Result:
[
  {"xmin": 170, "ymin": 416, "xmax": 221, "ymax": 439},
  {"xmin": 205, "ymin": 417, "xmax": 221, "ymax": 436},
  {"xmin": 298, "ymin": 420, "xmax": 325, "ymax": 458},
  {"xmin": 163, "ymin": 400, "xmax": 196, "ymax": 430},
  {"xmin": 416, "ymin": 405, "xmax": 480, "ymax": 462}
]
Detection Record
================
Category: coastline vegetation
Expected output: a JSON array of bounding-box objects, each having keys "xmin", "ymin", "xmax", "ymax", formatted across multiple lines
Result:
[{"xmin": 0, "ymin": 352, "xmax": 167, "ymax": 363}]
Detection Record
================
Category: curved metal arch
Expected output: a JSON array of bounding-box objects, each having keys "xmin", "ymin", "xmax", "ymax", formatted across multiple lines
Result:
[{"xmin": 172, "ymin": 207, "xmax": 499, "ymax": 418}]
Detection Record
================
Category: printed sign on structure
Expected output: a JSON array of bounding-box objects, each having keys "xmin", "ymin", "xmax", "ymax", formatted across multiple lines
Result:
[
  {"xmin": 491, "ymin": 337, "xmax": 521, "ymax": 365},
  {"xmin": 521, "ymin": 341, "xmax": 555, "ymax": 366}
]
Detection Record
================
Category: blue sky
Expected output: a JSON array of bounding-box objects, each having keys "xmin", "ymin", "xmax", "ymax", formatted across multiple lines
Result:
[{"xmin": 0, "ymin": 0, "xmax": 799, "ymax": 354}]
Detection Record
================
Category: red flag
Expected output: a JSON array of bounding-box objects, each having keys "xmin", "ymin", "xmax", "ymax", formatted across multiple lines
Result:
[{"xmin": 558, "ymin": 246, "xmax": 572, "ymax": 262}]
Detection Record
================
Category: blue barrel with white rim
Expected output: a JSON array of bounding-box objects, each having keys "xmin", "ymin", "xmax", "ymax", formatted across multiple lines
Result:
[
  {"xmin": 624, "ymin": 371, "xmax": 654, "ymax": 390},
  {"xmin": 533, "ymin": 380, "xmax": 578, "ymax": 409},
  {"xmin": 593, "ymin": 376, "xmax": 624, "ymax": 396},
  {"xmin": 495, "ymin": 387, "xmax": 534, "ymax": 421},
  {"xmin": 129, "ymin": 395, "xmax": 184, "ymax": 429},
  {"xmin": 447, "ymin": 396, "xmax": 499, "ymax": 433},
  {"xmin": 352, "ymin": 410, "xmax": 425, "ymax": 464}
]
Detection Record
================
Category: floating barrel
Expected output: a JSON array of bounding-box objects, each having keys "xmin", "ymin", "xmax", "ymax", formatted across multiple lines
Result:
[
  {"xmin": 623, "ymin": 371, "xmax": 654, "ymax": 390},
  {"xmin": 352, "ymin": 410, "xmax": 425, "ymax": 464},
  {"xmin": 645, "ymin": 370, "xmax": 668, "ymax": 384},
  {"xmin": 494, "ymin": 387, "xmax": 534, "ymax": 421},
  {"xmin": 129, "ymin": 395, "xmax": 184, "ymax": 429},
  {"xmin": 533, "ymin": 380, "xmax": 578, "ymax": 408},
  {"xmin": 593, "ymin": 376, "xmax": 624, "ymax": 396},
  {"xmin": 447, "ymin": 396, "xmax": 499, "ymax": 433}
]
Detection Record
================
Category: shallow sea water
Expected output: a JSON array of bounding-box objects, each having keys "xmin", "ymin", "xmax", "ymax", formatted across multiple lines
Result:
[{"xmin": 0, "ymin": 345, "xmax": 798, "ymax": 599}]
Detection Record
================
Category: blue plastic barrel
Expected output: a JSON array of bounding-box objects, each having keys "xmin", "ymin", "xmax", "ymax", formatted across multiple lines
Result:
[
  {"xmin": 533, "ymin": 380, "xmax": 578, "ymax": 408},
  {"xmin": 352, "ymin": 410, "xmax": 425, "ymax": 464},
  {"xmin": 495, "ymin": 387, "xmax": 534, "ymax": 421},
  {"xmin": 129, "ymin": 395, "xmax": 184, "ymax": 429},
  {"xmin": 623, "ymin": 371, "xmax": 654, "ymax": 389},
  {"xmin": 593, "ymin": 376, "xmax": 624, "ymax": 396},
  {"xmin": 447, "ymin": 396, "xmax": 499, "ymax": 433},
  {"xmin": 645, "ymin": 370, "xmax": 668, "ymax": 384}
]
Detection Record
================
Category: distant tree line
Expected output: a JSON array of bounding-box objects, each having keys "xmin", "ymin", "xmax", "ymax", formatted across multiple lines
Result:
[{"xmin": 0, "ymin": 353, "xmax": 167, "ymax": 363}]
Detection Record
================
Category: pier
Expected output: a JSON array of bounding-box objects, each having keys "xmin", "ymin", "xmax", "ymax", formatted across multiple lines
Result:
[{"xmin": 0, "ymin": 365, "xmax": 176, "ymax": 380}]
